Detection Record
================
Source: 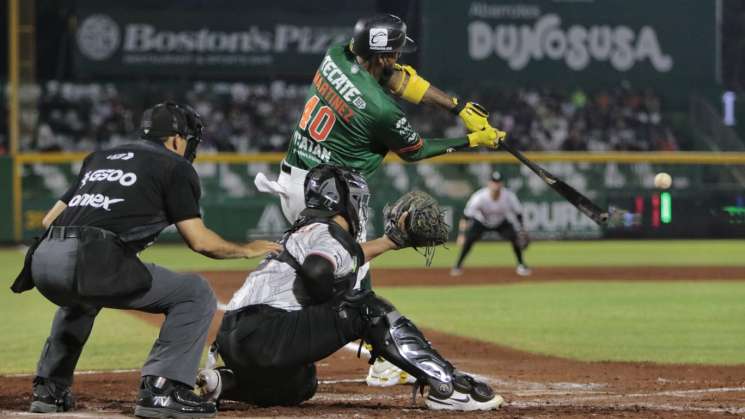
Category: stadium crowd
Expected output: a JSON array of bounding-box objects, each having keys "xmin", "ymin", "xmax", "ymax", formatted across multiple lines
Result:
[{"xmin": 3, "ymin": 81, "xmax": 679, "ymax": 153}]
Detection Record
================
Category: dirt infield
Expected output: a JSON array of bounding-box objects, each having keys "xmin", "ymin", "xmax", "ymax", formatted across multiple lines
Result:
[{"xmin": 3, "ymin": 266, "xmax": 745, "ymax": 418}]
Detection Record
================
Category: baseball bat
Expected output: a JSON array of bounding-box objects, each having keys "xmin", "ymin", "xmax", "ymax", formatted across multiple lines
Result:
[{"xmin": 500, "ymin": 140, "xmax": 609, "ymax": 226}]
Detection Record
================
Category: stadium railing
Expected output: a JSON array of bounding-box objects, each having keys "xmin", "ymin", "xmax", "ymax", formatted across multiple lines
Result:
[{"xmin": 6, "ymin": 151, "xmax": 745, "ymax": 242}]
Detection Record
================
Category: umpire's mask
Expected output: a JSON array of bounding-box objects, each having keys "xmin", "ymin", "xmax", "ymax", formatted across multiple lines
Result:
[{"xmin": 140, "ymin": 101, "xmax": 204, "ymax": 163}]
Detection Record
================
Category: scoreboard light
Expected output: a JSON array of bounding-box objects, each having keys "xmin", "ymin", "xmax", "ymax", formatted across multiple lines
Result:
[
  {"xmin": 660, "ymin": 192, "xmax": 672, "ymax": 224},
  {"xmin": 651, "ymin": 194, "xmax": 660, "ymax": 228}
]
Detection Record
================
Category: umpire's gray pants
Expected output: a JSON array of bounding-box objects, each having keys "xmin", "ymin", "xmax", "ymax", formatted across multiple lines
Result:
[{"xmin": 31, "ymin": 236, "xmax": 216, "ymax": 387}]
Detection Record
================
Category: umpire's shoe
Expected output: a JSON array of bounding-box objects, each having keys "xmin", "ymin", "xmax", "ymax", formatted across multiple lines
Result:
[
  {"xmin": 135, "ymin": 376, "xmax": 216, "ymax": 419},
  {"xmin": 425, "ymin": 372, "xmax": 503, "ymax": 411},
  {"xmin": 30, "ymin": 376, "xmax": 75, "ymax": 413}
]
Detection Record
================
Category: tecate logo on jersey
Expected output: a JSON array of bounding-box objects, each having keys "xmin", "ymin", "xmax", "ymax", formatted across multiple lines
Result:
[
  {"xmin": 68, "ymin": 194, "xmax": 125, "ymax": 211},
  {"xmin": 81, "ymin": 169, "xmax": 138, "ymax": 187},
  {"xmin": 319, "ymin": 55, "xmax": 366, "ymax": 109}
]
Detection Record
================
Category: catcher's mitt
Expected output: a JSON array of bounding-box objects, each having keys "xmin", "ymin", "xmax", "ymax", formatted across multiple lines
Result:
[{"xmin": 383, "ymin": 191, "xmax": 449, "ymax": 266}]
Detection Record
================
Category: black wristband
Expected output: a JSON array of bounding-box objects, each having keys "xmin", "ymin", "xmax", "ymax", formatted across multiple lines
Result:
[
  {"xmin": 451, "ymin": 98, "xmax": 466, "ymax": 115},
  {"xmin": 380, "ymin": 66, "xmax": 395, "ymax": 86}
]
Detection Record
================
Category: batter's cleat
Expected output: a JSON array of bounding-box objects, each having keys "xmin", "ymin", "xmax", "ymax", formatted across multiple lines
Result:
[
  {"xmin": 366, "ymin": 357, "xmax": 416, "ymax": 387},
  {"xmin": 516, "ymin": 264, "xmax": 532, "ymax": 276},
  {"xmin": 449, "ymin": 267, "xmax": 463, "ymax": 277},
  {"xmin": 425, "ymin": 373, "xmax": 503, "ymax": 411},
  {"xmin": 135, "ymin": 376, "xmax": 216, "ymax": 418},
  {"xmin": 29, "ymin": 377, "xmax": 75, "ymax": 413}
]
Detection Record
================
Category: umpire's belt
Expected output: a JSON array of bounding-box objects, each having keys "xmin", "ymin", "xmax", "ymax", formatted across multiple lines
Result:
[{"xmin": 49, "ymin": 225, "xmax": 117, "ymax": 241}]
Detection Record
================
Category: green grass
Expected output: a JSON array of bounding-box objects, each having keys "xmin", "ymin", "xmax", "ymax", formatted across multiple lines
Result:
[
  {"xmin": 2, "ymin": 289, "xmax": 158, "ymax": 374},
  {"xmin": 1, "ymin": 246, "xmax": 159, "ymax": 374},
  {"xmin": 2, "ymin": 240, "xmax": 744, "ymax": 374},
  {"xmin": 136, "ymin": 239, "xmax": 745, "ymax": 271},
  {"xmin": 378, "ymin": 281, "xmax": 745, "ymax": 365}
]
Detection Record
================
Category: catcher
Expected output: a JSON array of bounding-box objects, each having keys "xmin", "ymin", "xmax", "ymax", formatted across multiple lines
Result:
[
  {"xmin": 198, "ymin": 164, "xmax": 503, "ymax": 411},
  {"xmin": 254, "ymin": 12, "xmax": 506, "ymax": 387},
  {"xmin": 452, "ymin": 171, "xmax": 531, "ymax": 277}
]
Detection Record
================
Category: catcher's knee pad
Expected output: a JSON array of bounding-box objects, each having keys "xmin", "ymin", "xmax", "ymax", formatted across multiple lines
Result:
[{"xmin": 339, "ymin": 290, "xmax": 455, "ymax": 395}]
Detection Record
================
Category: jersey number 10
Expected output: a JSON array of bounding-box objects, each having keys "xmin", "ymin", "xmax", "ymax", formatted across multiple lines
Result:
[{"xmin": 299, "ymin": 95, "xmax": 336, "ymax": 142}]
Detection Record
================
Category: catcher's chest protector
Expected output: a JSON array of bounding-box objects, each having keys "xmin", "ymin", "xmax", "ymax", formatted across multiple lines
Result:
[{"xmin": 276, "ymin": 218, "xmax": 364, "ymax": 298}]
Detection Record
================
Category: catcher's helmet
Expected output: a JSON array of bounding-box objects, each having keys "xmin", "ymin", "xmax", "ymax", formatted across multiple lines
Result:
[
  {"xmin": 301, "ymin": 164, "xmax": 370, "ymax": 240},
  {"xmin": 140, "ymin": 101, "xmax": 204, "ymax": 163},
  {"xmin": 350, "ymin": 14, "xmax": 417, "ymax": 59}
]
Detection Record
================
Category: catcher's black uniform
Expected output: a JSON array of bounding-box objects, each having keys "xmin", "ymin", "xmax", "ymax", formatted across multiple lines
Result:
[
  {"xmin": 216, "ymin": 218, "xmax": 365, "ymax": 406},
  {"xmin": 211, "ymin": 164, "xmax": 500, "ymax": 410}
]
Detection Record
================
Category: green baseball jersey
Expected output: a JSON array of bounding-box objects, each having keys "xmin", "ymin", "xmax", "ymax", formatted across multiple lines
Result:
[{"xmin": 284, "ymin": 44, "xmax": 425, "ymax": 178}]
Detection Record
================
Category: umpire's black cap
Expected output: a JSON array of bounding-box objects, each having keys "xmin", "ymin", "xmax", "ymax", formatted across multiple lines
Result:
[
  {"xmin": 490, "ymin": 171, "xmax": 503, "ymax": 182},
  {"xmin": 141, "ymin": 102, "xmax": 189, "ymax": 140}
]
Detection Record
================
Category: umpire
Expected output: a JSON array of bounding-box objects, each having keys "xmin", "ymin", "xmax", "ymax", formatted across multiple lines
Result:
[{"xmin": 12, "ymin": 102, "xmax": 280, "ymax": 418}]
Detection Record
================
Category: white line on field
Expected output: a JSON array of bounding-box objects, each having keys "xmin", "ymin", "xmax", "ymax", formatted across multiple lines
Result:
[
  {"xmin": 523, "ymin": 385, "xmax": 745, "ymax": 401},
  {"xmin": 319, "ymin": 378, "xmax": 366, "ymax": 385},
  {"xmin": 342, "ymin": 341, "xmax": 371, "ymax": 358},
  {"xmin": 636, "ymin": 386, "xmax": 745, "ymax": 398},
  {"xmin": 312, "ymin": 392, "xmax": 409, "ymax": 402},
  {"xmin": 509, "ymin": 399, "xmax": 745, "ymax": 415}
]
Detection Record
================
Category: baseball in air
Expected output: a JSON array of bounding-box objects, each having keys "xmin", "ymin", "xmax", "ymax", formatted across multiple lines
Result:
[{"xmin": 654, "ymin": 172, "xmax": 672, "ymax": 189}]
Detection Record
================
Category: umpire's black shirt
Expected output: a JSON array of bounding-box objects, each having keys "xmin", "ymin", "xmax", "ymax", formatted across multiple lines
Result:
[{"xmin": 54, "ymin": 140, "xmax": 201, "ymax": 251}]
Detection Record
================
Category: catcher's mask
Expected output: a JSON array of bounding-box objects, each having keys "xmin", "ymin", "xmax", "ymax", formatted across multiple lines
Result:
[
  {"xmin": 301, "ymin": 164, "xmax": 370, "ymax": 240},
  {"xmin": 140, "ymin": 101, "xmax": 204, "ymax": 163}
]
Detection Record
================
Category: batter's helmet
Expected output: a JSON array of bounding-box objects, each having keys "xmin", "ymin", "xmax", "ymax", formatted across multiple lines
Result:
[
  {"xmin": 350, "ymin": 14, "xmax": 417, "ymax": 59},
  {"xmin": 140, "ymin": 101, "xmax": 204, "ymax": 163},
  {"xmin": 301, "ymin": 164, "xmax": 370, "ymax": 240}
]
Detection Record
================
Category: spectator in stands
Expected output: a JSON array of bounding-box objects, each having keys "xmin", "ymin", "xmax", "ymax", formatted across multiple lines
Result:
[{"xmin": 24, "ymin": 81, "xmax": 680, "ymax": 153}]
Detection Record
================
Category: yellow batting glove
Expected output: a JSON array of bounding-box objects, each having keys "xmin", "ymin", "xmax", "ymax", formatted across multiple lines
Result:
[
  {"xmin": 467, "ymin": 125, "xmax": 507, "ymax": 148},
  {"xmin": 391, "ymin": 64, "xmax": 431, "ymax": 104},
  {"xmin": 453, "ymin": 100, "xmax": 490, "ymax": 132}
]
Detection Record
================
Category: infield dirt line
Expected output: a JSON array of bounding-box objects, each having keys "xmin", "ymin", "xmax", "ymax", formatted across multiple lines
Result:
[
  {"xmin": 5, "ymin": 369, "xmax": 139, "ymax": 378},
  {"xmin": 341, "ymin": 342, "xmax": 745, "ymax": 414},
  {"xmin": 508, "ymin": 400, "xmax": 745, "ymax": 415},
  {"xmin": 0, "ymin": 412, "xmax": 132, "ymax": 418}
]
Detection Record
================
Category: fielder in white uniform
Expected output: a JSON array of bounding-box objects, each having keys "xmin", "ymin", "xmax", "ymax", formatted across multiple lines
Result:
[{"xmin": 452, "ymin": 171, "xmax": 531, "ymax": 276}]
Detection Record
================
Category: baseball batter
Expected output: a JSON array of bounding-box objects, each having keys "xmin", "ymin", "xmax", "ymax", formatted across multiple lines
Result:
[
  {"xmin": 254, "ymin": 13, "xmax": 506, "ymax": 386},
  {"xmin": 198, "ymin": 164, "xmax": 503, "ymax": 411},
  {"xmin": 452, "ymin": 171, "xmax": 531, "ymax": 277},
  {"xmin": 256, "ymin": 14, "xmax": 504, "ymax": 227}
]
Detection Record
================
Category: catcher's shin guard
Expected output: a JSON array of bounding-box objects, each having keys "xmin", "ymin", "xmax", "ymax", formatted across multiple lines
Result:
[{"xmin": 339, "ymin": 291, "xmax": 455, "ymax": 396}]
